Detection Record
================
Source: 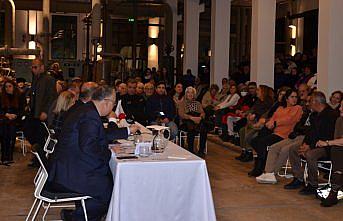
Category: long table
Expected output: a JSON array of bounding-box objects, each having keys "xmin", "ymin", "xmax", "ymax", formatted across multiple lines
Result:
[{"xmin": 105, "ymin": 125, "xmax": 216, "ymax": 221}]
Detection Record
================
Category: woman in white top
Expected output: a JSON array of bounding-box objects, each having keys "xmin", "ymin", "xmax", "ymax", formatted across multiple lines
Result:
[{"xmin": 213, "ymin": 84, "xmax": 240, "ymax": 129}]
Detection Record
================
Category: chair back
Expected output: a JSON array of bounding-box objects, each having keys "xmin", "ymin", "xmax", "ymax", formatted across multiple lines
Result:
[
  {"xmin": 42, "ymin": 122, "xmax": 58, "ymax": 155},
  {"xmin": 31, "ymin": 152, "xmax": 48, "ymax": 199}
]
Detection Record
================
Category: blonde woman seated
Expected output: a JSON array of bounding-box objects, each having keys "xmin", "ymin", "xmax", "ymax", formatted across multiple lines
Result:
[
  {"xmin": 178, "ymin": 87, "xmax": 207, "ymax": 157},
  {"xmin": 50, "ymin": 91, "xmax": 76, "ymax": 137}
]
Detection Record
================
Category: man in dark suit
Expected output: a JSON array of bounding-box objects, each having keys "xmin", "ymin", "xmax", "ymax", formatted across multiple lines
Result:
[{"xmin": 48, "ymin": 86, "xmax": 128, "ymax": 221}]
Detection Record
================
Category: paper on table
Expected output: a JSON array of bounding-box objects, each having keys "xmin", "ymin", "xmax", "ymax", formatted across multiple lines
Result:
[{"xmin": 146, "ymin": 125, "xmax": 169, "ymax": 131}]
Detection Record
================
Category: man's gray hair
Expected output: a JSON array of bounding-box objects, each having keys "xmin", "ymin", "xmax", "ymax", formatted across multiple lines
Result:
[
  {"xmin": 312, "ymin": 91, "xmax": 327, "ymax": 104},
  {"xmin": 80, "ymin": 82, "xmax": 98, "ymax": 101},
  {"xmin": 91, "ymin": 85, "xmax": 115, "ymax": 101}
]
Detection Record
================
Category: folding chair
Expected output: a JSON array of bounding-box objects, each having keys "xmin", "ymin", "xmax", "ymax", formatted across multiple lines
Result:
[
  {"xmin": 16, "ymin": 131, "xmax": 27, "ymax": 156},
  {"xmin": 266, "ymin": 145, "xmax": 293, "ymax": 178},
  {"xmin": 26, "ymin": 152, "xmax": 91, "ymax": 221},
  {"xmin": 302, "ymin": 159, "xmax": 333, "ymax": 186}
]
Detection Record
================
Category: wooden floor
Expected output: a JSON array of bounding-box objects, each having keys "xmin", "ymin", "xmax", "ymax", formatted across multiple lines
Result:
[{"xmin": 1, "ymin": 139, "xmax": 342, "ymax": 221}]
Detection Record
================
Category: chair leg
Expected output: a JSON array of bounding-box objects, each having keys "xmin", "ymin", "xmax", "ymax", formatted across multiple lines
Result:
[
  {"xmin": 31, "ymin": 199, "xmax": 43, "ymax": 221},
  {"xmin": 42, "ymin": 202, "xmax": 50, "ymax": 221},
  {"xmin": 25, "ymin": 198, "xmax": 38, "ymax": 221},
  {"xmin": 23, "ymin": 140, "xmax": 27, "ymax": 156},
  {"xmin": 304, "ymin": 163, "xmax": 308, "ymax": 185},
  {"xmin": 328, "ymin": 163, "xmax": 333, "ymax": 185},
  {"xmin": 81, "ymin": 199, "xmax": 88, "ymax": 221}
]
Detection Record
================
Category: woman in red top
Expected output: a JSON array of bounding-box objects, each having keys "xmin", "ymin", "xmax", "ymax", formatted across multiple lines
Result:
[{"xmin": 248, "ymin": 88, "xmax": 303, "ymax": 177}]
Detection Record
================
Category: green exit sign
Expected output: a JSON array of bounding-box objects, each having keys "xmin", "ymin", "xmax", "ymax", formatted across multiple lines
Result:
[{"xmin": 128, "ymin": 18, "xmax": 135, "ymax": 22}]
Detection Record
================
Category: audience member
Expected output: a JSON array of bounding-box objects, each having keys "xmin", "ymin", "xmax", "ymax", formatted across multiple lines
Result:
[
  {"xmin": 256, "ymin": 94, "xmax": 313, "ymax": 184},
  {"xmin": 328, "ymin": 90, "xmax": 342, "ymax": 110},
  {"xmin": 117, "ymin": 83, "xmax": 127, "ymax": 100},
  {"xmin": 50, "ymin": 91, "xmax": 76, "ymax": 137},
  {"xmin": 213, "ymin": 84, "xmax": 240, "ymax": 130},
  {"xmin": 136, "ymin": 82, "xmax": 145, "ymax": 96},
  {"xmin": 146, "ymin": 81, "xmax": 178, "ymax": 139},
  {"xmin": 249, "ymin": 89, "xmax": 302, "ymax": 177},
  {"xmin": 316, "ymin": 100, "xmax": 343, "ymax": 207},
  {"xmin": 120, "ymin": 79, "xmax": 147, "ymax": 125},
  {"xmin": 0, "ymin": 79, "xmax": 25, "ymax": 166},
  {"xmin": 218, "ymin": 78, "xmax": 229, "ymax": 101},
  {"xmin": 182, "ymin": 69, "xmax": 196, "ymax": 88},
  {"xmin": 170, "ymin": 83, "xmax": 184, "ymax": 110},
  {"xmin": 143, "ymin": 82, "xmax": 155, "ymax": 100},
  {"xmin": 178, "ymin": 87, "xmax": 207, "ymax": 157},
  {"xmin": 201, "ymin": 84, "xmax": 220, "ymax": 117},
  {"xmin": 284, "ymin": 91, "xmax": 339, "ymax": 195},
  {"xmin": 25, "ymin": 58, "xmax": 57, "ymax": 167}
]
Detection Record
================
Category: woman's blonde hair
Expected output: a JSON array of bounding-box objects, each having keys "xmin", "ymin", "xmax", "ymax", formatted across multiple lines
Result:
[
  {"xmin": 53, "ymin": 91, "xmax": 75, "ymax": 114},
  {"xmin": 185, "ymin": 86, "xmax": 197, "ymax": 98}
]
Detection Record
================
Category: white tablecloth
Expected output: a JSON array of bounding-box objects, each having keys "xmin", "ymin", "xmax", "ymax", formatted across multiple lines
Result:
[{"xmin": 106, "ymin": 126, "xmax": 216, "ymax": 221}]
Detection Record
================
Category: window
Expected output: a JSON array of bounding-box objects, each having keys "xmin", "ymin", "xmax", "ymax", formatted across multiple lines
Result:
[{"xmin": 51, "ymin": 15, "xmax": 77, "ymax": 59}]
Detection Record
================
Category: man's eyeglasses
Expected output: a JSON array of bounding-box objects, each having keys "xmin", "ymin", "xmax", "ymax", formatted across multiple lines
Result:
[{"xmin": 31, "ymin": 65, "xmax": 39, "ymax": 69}]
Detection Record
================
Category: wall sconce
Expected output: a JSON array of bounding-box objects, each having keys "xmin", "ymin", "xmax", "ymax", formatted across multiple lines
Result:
[
  {"xmin": 148, "ymin": 44, "xmax": 158, "ymax": 68},
  {"xmin": 148, "ymin": 17, "xmax": 160, "ymax": 39},
  {"xmin": 208, "ymin": 50, "xmax": 212, "ymax": 57},
  {"xmin": 288, "ymin": 25, "xmax": 296, "ymax": 56},
  {"xmin": 28, "ymin": 34, "xmax": 36, "ymax": 49},
  {"xmin": 28, "ymin": 10, "xmax": 38, "ymax": 51}
]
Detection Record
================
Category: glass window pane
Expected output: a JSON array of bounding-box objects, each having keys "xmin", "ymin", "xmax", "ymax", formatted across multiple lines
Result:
[{"xmin": 51, "ymin": 15, "xmax": 77, "ymax": 59}]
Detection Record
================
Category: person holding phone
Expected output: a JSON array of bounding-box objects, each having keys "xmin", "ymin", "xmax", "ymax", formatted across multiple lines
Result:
[{"xmin": 146, "ymin": 81, "xmax": 178, "ymax": 139}]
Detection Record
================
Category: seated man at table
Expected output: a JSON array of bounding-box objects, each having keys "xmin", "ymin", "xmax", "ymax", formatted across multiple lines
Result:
[
  {"xmin": 146, "ymin": 81, "xmax": 178, "ymax": 139},
  {"xmin": 48, "ymin": 86, "xmax": 124, "ymax": 221}
]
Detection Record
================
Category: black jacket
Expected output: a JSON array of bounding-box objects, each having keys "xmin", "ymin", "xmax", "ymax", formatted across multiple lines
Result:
[
  {"xmin": 30, "ymin": 72, "xmax": 57, "ymax": 118},
  {"xmin": 303, "ymin": 106, "xmax": 339, "ymax": 149},
  {"xmin": 146, "ymin": 94, "xmax": 176, "ymax": 122},
  {"xmin": 121, "ymin": 94, "xmax": 147, "ymax": 125}
]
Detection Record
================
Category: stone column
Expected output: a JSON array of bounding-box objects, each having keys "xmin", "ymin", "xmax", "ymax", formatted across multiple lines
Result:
[
  {"xmin": 183, "ymin": 0, "xmax": 200, "ymax": 76},
  {"xmin": 42, "ymin": 0, "xmax": 50, "ymax": 66},
  {"xmin": 296, "ymin": 18, "xmax": 304, "ymax": 53},
  {"xmin": 210, "ymin": 0, "xmax": 231, "ymax": 86},
  {"xmin": 250, "ymin": 0, "xmax": 276, "ymax": 87},
  {"xmin": 92, "ymin": 0, "xmax": 101, "ymax": 61},
  {"xmin": 317, "ymin": 0, "xmax": 343, "ymax": 96},
  {"xmin": 165, "ymin": 0, "xmax": 178, "ymax": 64}
]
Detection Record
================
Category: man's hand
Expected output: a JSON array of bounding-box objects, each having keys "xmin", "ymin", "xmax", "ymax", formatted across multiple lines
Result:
[
  {"xmin": 108, "ymin": 111, "xmax": 117, "ymax": 119},
  {"xmin": 316, "ymin": 140, "xmax": 328, "ymax": 148},
  {"xmin": 298, "ymin": 143, "xmax": 310, "ymax": 156},
  {"xmin": 129, "ymin": 124, "xmax": 140, "ymax": 134},
  {"xmin": 213, "ymin": 106, "xmax": 220, "ymax": 111},
  {"xmin": 39, "ymin": 112, "xmax": 48, "ymax": 121},
  {"xmin": 110, "ymin": 145, "xmax": 121, "ymax": 154},
  {"xmin": 5, "ymin": 113, "xmax": 17, "ymax": 120},
  {"xmin": 265, "ymin": 120, "xmax": 275, "ymax": 130}
]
